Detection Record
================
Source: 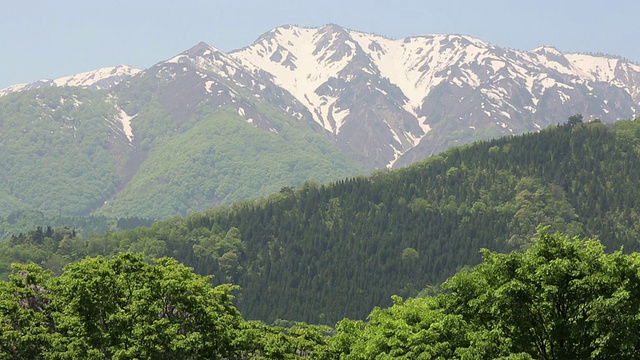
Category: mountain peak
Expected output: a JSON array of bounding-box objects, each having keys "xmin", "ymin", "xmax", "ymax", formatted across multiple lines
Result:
[
  {"xmin": 3, "ymin": 23, "xmax": 640, "ymax": 171},
  {"xmin": 531, "ymin": 45, "xmax": 563, "ymax": 56},
  {"xmin": 186, "ymin": 41, "xmax": 219, "ymax": 57},
  {"xmin": 318, "ymin": 23, "xmax": 347, "ymax": 34},
  {"xmin": 232, "ymin": 24, "xmax": 640, "ymax": 168},
  {"xmin": 162, "ymin": 41, "xmax": 237, "ymax": 72}
]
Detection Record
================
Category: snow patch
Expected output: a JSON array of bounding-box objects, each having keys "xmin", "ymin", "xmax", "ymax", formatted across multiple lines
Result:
[
  {"xmin": 333, "ymin": 107, "xmax": 350, "ymax": 134},
  {"xmin": 232, "ymin": 26, "xmax": 356, "ymax": 131},
  {"xmin": 52, "ymin": 65, "xmax": 142, "ymax": 88},
  {"xmin": 166, "ymin": 55, "xmax": 186, "ymax": 64},
  {"xmin": 375, "ymin": 87, "xmax": 388, "ymax": 95},
  {"xmin": 386, "ymin": 144, "xmax": 404, "ymax": 169},
  {"xmin": 1, "ymin": 66, "xmax": 141, "ymax": 96},
  {"xmin": 565, "ymin": 53, "xmax": 620, "ymax": 82},
  {"xmin": 0, "ymin": 83, "xmax": 28, "ymax": 97},
  {"xmin": 500, "ymin": 111, "xmax": 511, "ymax": 119},
  {"xmin": 488, "ymin": 59, "xmax": 506, "ymax": 72},
  {"xmin": 71, "ymin": 95, "xmax": 83, "ymax": 107},
  {"xmin": 558, "ymin": 91, "xmax": 571, "ymax": 104},
  {"xmin": 384, "ymin": 120, "xmax": 402, "ymax": 145},
  {"xmin": 205, "ymin": 81, "xmax": 216, "ymax": 93},
  {"xmin": 116, "ymin": 105, "xmax": 135, "ymax": 142}
]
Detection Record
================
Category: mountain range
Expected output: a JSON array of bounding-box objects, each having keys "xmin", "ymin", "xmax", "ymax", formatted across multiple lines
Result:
[{"xmin": 1, "ymin": 24, "xmax": 639, "ymax": 220}]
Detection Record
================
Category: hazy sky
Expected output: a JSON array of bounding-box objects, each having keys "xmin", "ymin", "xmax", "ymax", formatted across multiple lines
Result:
[{"xmin": 1, "ymin": 0, "xmax": 638, "ymax": 89}]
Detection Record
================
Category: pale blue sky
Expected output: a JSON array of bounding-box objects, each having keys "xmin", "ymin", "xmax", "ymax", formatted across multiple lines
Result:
[{"xmin": 1, "ymin": 0, "xmax": 638, "ymax": 89}]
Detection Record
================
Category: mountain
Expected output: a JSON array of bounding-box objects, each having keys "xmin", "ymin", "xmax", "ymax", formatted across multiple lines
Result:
[
  {"xmin": 1, "ymin": 24, "xmax": 639, "ymax": 223},
  {"xmin": 231, "ymin": 24, "xmax": 640, "ymax": 168},
  {"xmin": 0, "ymin": 41, "xmax": 364, "ymax": 220},
  {"xmin": 0, "ymin": 65, "xmax": 142, "ymax": 97},
  {"xmin": 94, "ymin": 42, "xmax": 363, "ymax": 219},
  {"xmin": 4, "ymin": 119, "xmax": 640, "ymax": 324}
]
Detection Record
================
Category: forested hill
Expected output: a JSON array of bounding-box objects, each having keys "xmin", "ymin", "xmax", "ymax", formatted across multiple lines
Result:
[{"xmin": 4, "ymin": 116, "xmax": 640, "ymax": 324}]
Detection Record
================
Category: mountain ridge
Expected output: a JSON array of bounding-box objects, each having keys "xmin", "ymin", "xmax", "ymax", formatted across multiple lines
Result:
[
  {"xmin": 231, "ymin": 25, "xmax": 640, "ymax": 168},
  {"xmin": 1, "ymin": 24, "xmax": 639, "ymax": 222},
  {"xmin": 0, "ymin": 65, "xmax": 142, "ymax": 97}
]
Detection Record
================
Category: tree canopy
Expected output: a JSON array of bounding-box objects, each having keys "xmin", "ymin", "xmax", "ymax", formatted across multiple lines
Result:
[
  {"xmin": 3, "ymin": 230, "xmax": 640, "ymax": 359},
  {"xmin": 0, "ymin": 253, "xmax": 242, "ymax": 359},
  {"xmin": 326, "ymin": 229, "xmax": 640, "ymax": 359}
]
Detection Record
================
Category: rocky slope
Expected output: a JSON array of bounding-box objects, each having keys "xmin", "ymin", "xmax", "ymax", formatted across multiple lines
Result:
[{"xmin": 231, "ymin": 24, "xmax": 640, "ymax": 167}]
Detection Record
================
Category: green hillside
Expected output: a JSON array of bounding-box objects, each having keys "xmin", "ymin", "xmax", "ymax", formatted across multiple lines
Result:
[
  {"xmin": 3, "ymin": 117, "xmax": 640, "ymax": 325},
  {"xmin": 0, "ymin": 88, "xmax": 126, "ymax": 217},
  {"xmin": 0, "ymin": 79, "xmax": 364, "ymax": 232},
  {"xmin": 96, "ymin": 103, "xmax": 362, "ymax": 219}
]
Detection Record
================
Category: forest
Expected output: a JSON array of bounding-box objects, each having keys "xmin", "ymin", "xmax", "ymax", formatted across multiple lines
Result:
[
  {"xmin": 3, "ymin": 116, "xmax": 640, "ymax": 326},
  {"xmin": 2, "ymin": 230, "xmax": 639, "ymax": 359}
]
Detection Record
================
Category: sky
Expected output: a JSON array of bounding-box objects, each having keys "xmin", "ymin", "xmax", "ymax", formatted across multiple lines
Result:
[{"xmin": 1, "ymin": 0, "xmax": 638, "ymax": 90}]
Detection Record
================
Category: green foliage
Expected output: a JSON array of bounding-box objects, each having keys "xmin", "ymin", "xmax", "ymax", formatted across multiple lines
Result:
[
  {"xmin": 0, "ymin": 88, "xmax": 125, "ymax": 218},
  {"xmin": 567, "ymin": 113, "xmax": 584, "ymax": 126},
  {"xmin": 2, "ymin": 231, "xmax": 640, "ymax": 359},
  {"xmin": 96, "ymin": 105, "xmax": 363, "ymax": 219},
  {"xmin": 329, "ymin": 230, "xmax": 640, "ymax": 359},
  {"xmin": 0, "ymin": 211, "xmax": 116, "ymax": 240},
  {"xmin": 340, "ymin": 296, "xmax": 473, "ymax": 359},
  {"xmin": 0, "ymin": 253, "xmax": 243, "ymax": 359},
  {"xmin": 440, "ymin": 229, "xmax": 640, "ymax": 359},
  {"xmin": 0, "ymin": 263, "xmax": 56, "ymax": 359},
  {"xmin": 234, "ymin": 321, "xmax": 332, "ymax": 359},
  {"xmin": 0, "ymin": 81, "xmax": 364, "ymax": 233}
]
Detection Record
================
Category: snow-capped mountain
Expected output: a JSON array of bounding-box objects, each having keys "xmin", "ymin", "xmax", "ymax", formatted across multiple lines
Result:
[
  {"xmin": 2, "ymin": 24, "xmax": 639, "ymax": 170},
  {"xmin": 137, "ymin": 41, "xmax": 312, "ymax": 131},
  {"xmin": 0, "ymin": 65, "xmax": 142, "ymax": 97},
  {"xmin": 231, "ymin": 24, "xmax": 640, "ymax": 168},
  {"xmin": 0, "ymin": 40, "xmax": 362, "ymax": 221},
  {"xmin": 2, "ymin": 23, "xmax": 640, "ymax": 222}
]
